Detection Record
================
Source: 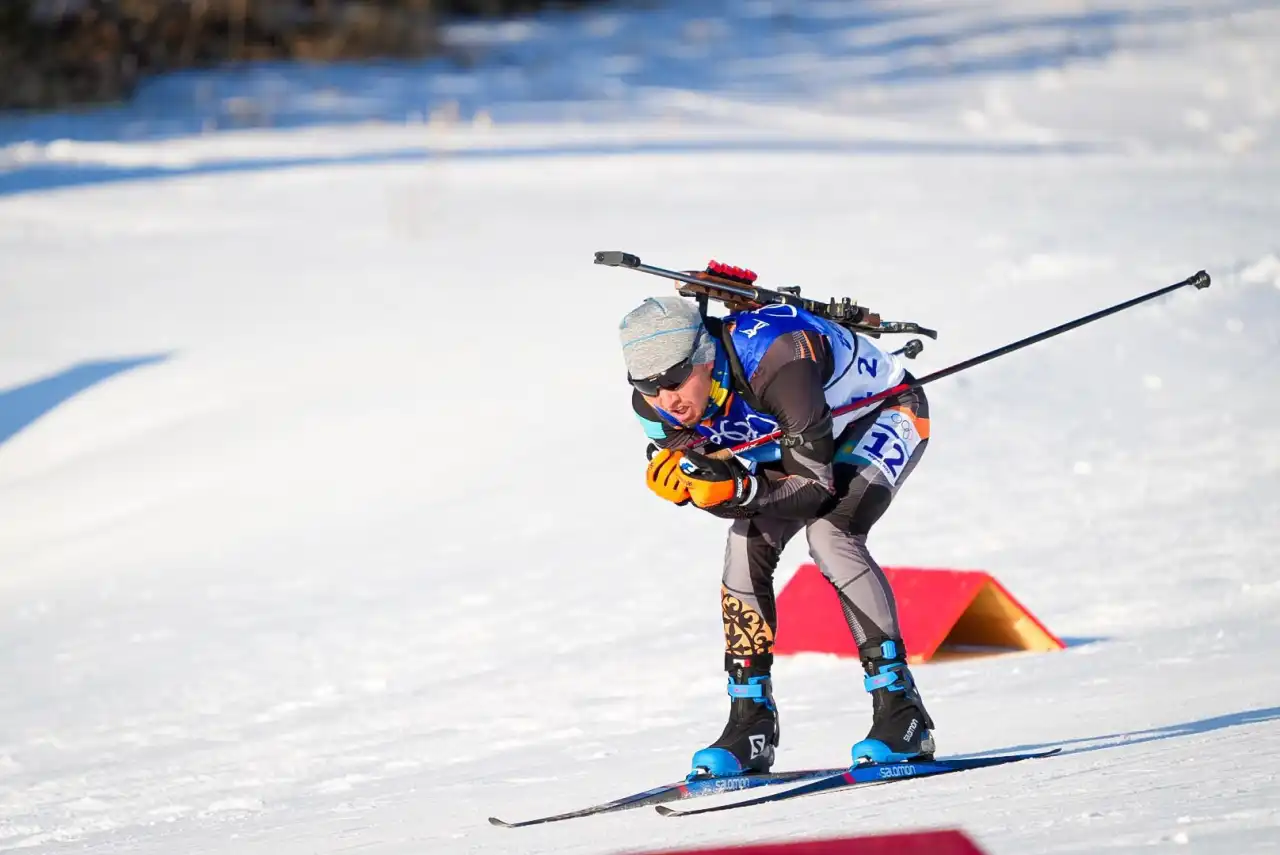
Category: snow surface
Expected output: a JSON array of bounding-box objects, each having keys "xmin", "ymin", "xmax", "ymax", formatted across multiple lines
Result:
[{"xmin": 1, "ymin": 1, "xmax": 1279, "ymax": 853}]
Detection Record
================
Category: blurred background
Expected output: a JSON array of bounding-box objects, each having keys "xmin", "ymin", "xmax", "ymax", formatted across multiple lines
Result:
[{"xmin": 1, "ymin": 1, "xmax": 598, "ymax": 110}]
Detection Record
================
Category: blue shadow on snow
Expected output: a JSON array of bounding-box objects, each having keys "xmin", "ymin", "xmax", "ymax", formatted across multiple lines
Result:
[
  {"xmin": 957, "ymin": 706, "xmax": 1280, "ymax": 761},
  {"xmin": 0, "ymin": 354, "xmax": 170, "ymax": 448},
  {"xmin": 1060, "ymin": 635, "xmax": 1109, "ymax": 650},
  {"xmin": 0, "ymin": 136, "xmax": 1101, "ymax": 199}
]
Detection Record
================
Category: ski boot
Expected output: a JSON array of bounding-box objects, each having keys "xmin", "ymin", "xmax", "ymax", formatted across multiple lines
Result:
[
  {"xmin": 689, "ymin": 654, "xmax": 779, "ymax": 779},
  {"xmin": 851, "ymin": 638, "xmax": 936, "ymax": 765}
]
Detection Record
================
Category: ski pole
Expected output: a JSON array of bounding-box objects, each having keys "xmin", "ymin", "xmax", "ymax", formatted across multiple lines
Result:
[{"xmin": 722, "ymin": 269, "xmax": 1211, "ymax": 456}]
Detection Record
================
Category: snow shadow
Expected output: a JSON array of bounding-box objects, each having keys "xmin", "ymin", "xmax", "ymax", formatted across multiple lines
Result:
[
  {"xmin": 1060, "ymin": 635, "xmax": 1109, "ymax": 650},
  {"xmin": 0, "ymin": 135, "xmax": 1098, "ymax": 198},
  {"xmin": 962, "ymin": 706, "xmax": 1280, "ymax": 760},
  {"xmin": 0, "ymin": 355, "xmax": 170, "ymax": 448}
]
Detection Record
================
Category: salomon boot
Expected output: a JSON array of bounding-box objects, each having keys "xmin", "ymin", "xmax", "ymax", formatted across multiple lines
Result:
[
  {"xmin": 851, "ymin": 638, "xmax": 936, "ymax": 764},
  {"xmin": 689, "ymin": 654, "xmax": 779, "ymax": 778}
]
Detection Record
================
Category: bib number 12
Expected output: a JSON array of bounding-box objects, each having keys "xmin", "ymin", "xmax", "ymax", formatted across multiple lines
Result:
[{"xmin": 841, "ymin": 408, "xmax": 923, "ymax": 485}]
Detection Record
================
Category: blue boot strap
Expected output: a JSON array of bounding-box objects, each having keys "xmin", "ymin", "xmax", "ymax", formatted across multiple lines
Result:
[
  {"xmin": 864, "ymin": 667, "xmax": 905, "ymax": 692},
  {"xmin": 728, "ymin": 677, "xmax": 769, "ymax": 700}
]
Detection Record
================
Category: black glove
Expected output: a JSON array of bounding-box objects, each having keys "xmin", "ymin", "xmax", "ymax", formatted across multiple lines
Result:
[{"xmin": 677, "ymin": 449, "xmax": 759, "ymax": 509}]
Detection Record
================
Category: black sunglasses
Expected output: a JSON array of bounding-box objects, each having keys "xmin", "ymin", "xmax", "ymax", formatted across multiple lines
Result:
[{"xmin": 628, "ymin": 357, "xmax": 695, "ymax": 397}]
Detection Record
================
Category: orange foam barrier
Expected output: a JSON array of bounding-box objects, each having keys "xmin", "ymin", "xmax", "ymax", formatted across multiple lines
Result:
[
  {"xmin": 773, "ymin": 564, "xmax": 1065, "ymax": 663},
  {"xmin": 631, "ymin": 829, "xmax": 987, "ymax": 855}
]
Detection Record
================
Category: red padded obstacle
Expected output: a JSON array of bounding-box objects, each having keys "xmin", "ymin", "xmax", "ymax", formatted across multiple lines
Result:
[
  {"xmin": 631, "ymin": 829, "xmax": 987, "ymax": 855},
  {"xmin": 773, "ymin": 564, "xmax": 1064, "ymax": 663}
]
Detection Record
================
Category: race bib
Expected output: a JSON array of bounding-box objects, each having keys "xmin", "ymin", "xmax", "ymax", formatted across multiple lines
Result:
[{"xmin": 837, "ymin": 406, "xmax": 927, "ymax": 486}]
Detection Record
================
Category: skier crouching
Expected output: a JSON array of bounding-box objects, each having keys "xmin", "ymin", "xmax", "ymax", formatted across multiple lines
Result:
[{"xmin": 618, "ymin": 294, "xmax": 936, "ymax": 776}]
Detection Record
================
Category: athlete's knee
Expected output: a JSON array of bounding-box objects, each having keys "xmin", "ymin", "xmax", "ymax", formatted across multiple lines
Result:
[{"xmin": 806, "ymin": 520, "xmax": 869, "ymax": 577}]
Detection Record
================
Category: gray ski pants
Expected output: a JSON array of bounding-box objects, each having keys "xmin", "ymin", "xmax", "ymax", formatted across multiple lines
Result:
[{"xmin": 719, "ymin": 388, "xmax": 929, "ymax": 665}]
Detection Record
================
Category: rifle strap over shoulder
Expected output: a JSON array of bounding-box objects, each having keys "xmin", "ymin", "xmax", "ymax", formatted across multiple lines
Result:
[{"xmin": 702, "ymin": 315, "xmax": 767, "ymax": 414}]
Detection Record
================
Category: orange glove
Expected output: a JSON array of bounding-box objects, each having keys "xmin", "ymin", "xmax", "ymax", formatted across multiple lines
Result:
[
  {"xmin": 678, "ymin": 449, "xmax": 758, "ymax": 509},
  {"xmin": 646, "ymin": 446, "xmax": 690, "ymax": 505}
]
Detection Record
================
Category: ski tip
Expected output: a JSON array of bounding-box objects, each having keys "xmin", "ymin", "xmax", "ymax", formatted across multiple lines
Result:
[
  {"xmin": 654, "ymin": 805, "xmax": 680, "ymax": 817},
  {"xmin": 1023, "ymin": 747, "xmax": 1062, "ymax": 758},
  {"xmin": 487, "ymin": 817, "xmax": 514, "ymax": 828}
]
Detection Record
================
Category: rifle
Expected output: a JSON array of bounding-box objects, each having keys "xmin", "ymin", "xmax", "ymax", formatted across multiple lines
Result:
[{"xmin": 593, "ymin": 251, "xmax": 937, "ymax": 344}]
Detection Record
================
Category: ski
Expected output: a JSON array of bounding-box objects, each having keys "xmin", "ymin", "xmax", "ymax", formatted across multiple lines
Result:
[
  {"xmin": 488, "ymin": 766, "xmax": 848, "ymax": 828},
  {"xmin": 654, "ymin": 748, "xmax": 1062, "ymax": 818}
]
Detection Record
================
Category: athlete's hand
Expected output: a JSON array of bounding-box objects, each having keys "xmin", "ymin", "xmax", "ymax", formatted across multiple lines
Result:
[
  {"xmin": 645, "ymin": 445, "xmax": 690, "ymax": 506},
  {"xmin": 677, "ymin": 449, "xmax": 758, "ymax": 509}
]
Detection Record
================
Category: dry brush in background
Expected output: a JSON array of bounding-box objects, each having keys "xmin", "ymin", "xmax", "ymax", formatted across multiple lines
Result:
[{"xmin": 0, "ymin": 0, "xmax": 599, "ymax": 111}]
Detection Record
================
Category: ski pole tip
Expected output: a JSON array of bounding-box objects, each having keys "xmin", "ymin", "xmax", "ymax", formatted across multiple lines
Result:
[
  {"xmin": 1191, "ymin": 270, "xmax": 1211, "ymax": 290},
  {"xmin": 594, "ymin": 251, "xmax": 641, "ymax": 268}
]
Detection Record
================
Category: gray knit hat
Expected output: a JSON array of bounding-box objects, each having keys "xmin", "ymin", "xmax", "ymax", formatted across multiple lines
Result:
[{"xmin": 619, "ymin": 296, "xmax": 717, "ymax": 380}]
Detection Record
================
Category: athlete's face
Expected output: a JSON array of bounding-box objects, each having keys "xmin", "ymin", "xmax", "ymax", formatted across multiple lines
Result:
[{"xmin": 647, "ymin": 361, "xmax": 714, "ymax": 427}]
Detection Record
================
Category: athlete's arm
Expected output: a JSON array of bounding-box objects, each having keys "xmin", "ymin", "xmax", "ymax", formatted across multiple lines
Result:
[{"xmin": 743, "ymin": 332, "xmax": 839, "ymax": 519}]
